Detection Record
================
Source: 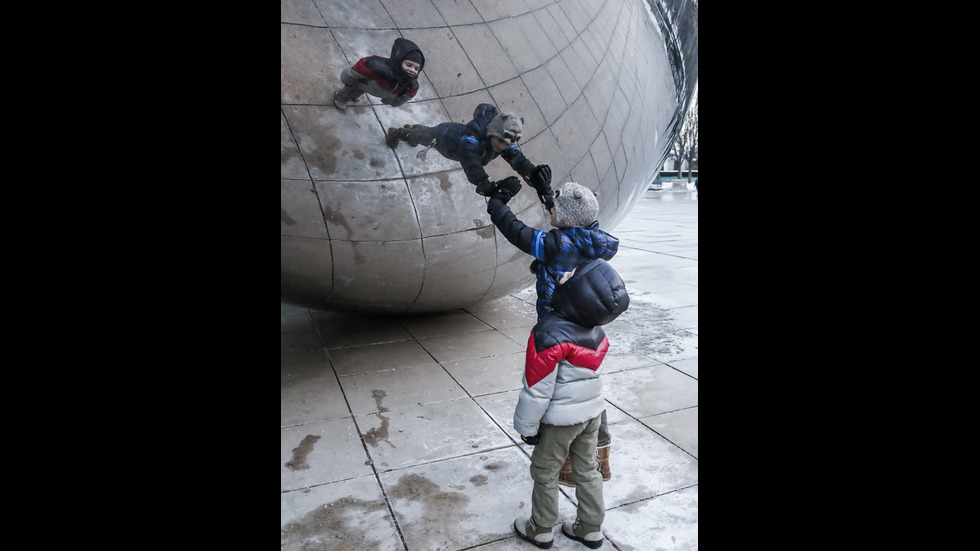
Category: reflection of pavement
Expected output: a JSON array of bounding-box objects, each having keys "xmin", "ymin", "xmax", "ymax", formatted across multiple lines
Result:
[{"xmin": 281, "ymin": 190, "xmax": 698, "ymax": 550}]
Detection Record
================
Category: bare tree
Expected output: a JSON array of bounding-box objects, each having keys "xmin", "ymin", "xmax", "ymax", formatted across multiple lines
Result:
[{"xmin": 672, "ymin": 92, "xmax": 698, "ymax": 181}]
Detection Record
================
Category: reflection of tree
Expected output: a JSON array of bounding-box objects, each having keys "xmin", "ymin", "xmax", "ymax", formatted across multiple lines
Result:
[{"xmin": 672, "ymin": 91, "xmax": 698, "ymax": 181}]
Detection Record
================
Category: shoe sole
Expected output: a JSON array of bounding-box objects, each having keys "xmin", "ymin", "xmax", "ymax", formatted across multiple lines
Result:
[
  {"xmin": 562, "ymin": 526, "xmax": 603, "ymax": 549},
  {"xmin": 514, "ymin": 520, "xmax": 553, "ymax": 549}
]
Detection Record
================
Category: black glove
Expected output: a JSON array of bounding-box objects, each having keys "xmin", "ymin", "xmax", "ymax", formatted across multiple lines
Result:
[
  {"xmin": 538, "ymin": 188, "xmax": 555, "ymax": 211},
  {"xmin": 490, "ymin": 176, "xmax": 522, "ymax": 203},
  {"xmin": 530, "ymin": 165, "xmax": 552, "ymax": 191},
  {"xmin": 529, "ymin": 165, "xmax": 554, "ymax": 210},
  {"xmin": 475, "ymin": 178, "xmax": 497, "ymax": 197},
  {"xmin": 521, "ymin": 434, "xmax": 540, "ymax": 446}
]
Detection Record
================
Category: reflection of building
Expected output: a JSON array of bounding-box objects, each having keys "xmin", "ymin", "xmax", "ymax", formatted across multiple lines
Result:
[
  {"xmin": 663, "ymin": 154, "xmax": 698, "ymax": 172},
  {"xmin": 661, "ymin": 155, "xmax": 698, "ymax": 180}
]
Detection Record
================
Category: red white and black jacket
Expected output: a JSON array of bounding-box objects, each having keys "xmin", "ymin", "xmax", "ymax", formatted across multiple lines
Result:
[
  {"xmin": 513, "ymin": 259, "xmax": 630, "ymax": 437},
  {"xmin": 340, "ymin": 38, "xmax": 424, "ymax": 107}
]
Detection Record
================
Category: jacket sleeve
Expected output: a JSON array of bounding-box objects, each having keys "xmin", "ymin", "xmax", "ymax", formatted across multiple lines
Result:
[
  {"xmin": 513, "ymin": 332, "xmax": 562, "ymax": 437},
  {"xmin": 487, "ymin": 198, "xmax": 543, "ymax": 258},
  {"xmin": 501, "ymin": 146, "xmax": 536, "ymax": 180},
  {"xmin": 457, "ymin": 139, "xmax": 490, "ymax": 185}
]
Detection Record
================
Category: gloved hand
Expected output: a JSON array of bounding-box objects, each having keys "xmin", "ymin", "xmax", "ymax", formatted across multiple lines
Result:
[
  {"xmin": 490, "ymin": 176, "xmax": 522, "ymax": 203},
  {"xmin": 538, "ymin": 188, "xmax": 555, "ymax": 211},
  {"xmin": 529, "ymin": 165, "xmax": 554, "ymax": 210},
  {"xmin": 475, "ymin": 178, "xmax": 497, "ymax": 197},
  {"xmin": 530, "ymin": 165, "xmax": 552, "ymax": 191},
  {"xmin": 521, "ymin": 433, "xmax": 540, "ymax": 446}
]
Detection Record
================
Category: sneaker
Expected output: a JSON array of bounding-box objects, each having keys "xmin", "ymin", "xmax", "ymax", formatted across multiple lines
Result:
[
  {"xmin": 514, "ymin": 517, "xmax": 554, "ymax": 549},
  {"xmin": 385, "ymin": 127, "xmax": 402, "ymax": 149},
  {"xmin": 562, "ymin": 519, "xmax": 603, "ymax": 549}
]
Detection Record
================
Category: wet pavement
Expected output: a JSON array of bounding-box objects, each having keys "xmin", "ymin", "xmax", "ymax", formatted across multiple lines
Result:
[{"xmin": 281, "ymin": 187, "xmax": 698, "ymax": 550}]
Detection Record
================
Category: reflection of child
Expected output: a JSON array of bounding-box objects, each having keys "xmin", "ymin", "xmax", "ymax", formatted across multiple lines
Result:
[
  {"xmin": 512, "ymin": 259, "xmax": 630, "ymax": 550},
  {"xmin": 488, "ymin": 178, "xmax": 620, "ymax": 491},
  {"xmin": 385, "ymin": 103, "xmax": 553, "ymax": 203},
  {"xmin": 333, "ymin": 38, "xmax": 425, "ymax": 110}
]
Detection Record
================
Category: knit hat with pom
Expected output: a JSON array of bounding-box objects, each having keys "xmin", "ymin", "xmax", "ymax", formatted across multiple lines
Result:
[{"xmin": 553, "ymin": 182, "xmax": 599, "ymax": 228}]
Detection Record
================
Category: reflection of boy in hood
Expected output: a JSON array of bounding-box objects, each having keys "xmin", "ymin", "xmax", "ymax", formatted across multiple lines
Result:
[
  {"xmin": 511, "ymin": 258, "xmax": 629, "ymax": 549},
  {"xmin": 334, "ymin": 37, "xmax": 425, "ymax": 109}
]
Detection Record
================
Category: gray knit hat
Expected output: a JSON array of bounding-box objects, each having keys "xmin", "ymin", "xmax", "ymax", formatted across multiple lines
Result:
[
  {"xmin": 553, "ymin": 182, "xmax": 599, "ymax": 228},
  {"xmin": 486, "ymin": 112, "xmax": 522, "ymax": 145}
]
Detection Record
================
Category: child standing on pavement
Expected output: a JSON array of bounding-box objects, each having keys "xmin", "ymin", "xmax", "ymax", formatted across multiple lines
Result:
[
  {"xmin": 511, "ymin": 258, "xmax": 630, "ymax": 549},
  {"xmin": 385, "ymin": 103, "xmax": 554, "ymax": 203},
  {"xmin": 333, "ymin": 37, "xmax": 425, "ymax": 110},
  {"xmin": 487, "ymin": 178, "xmax": 620, "ymax": 489}
]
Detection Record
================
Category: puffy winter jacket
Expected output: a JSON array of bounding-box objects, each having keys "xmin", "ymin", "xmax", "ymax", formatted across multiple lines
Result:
[
  {"xmin": 487, "ymin": 197, "xmax": 620, "ymax": 318},
  {"xmin": 429, "ymin": 104, "xmax": 536, "ymax": 186},
  {"xmin": 341, "ymin": 38, "xmax": 424, "ymax": 107},
  {"xmin": 513, "ymin": 259, "xmax": 630, "ymax": 437}
]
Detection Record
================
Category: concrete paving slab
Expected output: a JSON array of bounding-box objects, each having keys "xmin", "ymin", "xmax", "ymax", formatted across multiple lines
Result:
[
  {"xmin": 281, "ymin": 475, "xmax": 403, "ymax": 551},
  {"xmin": 601, "ymin": 485, "xmax": 699, "ymax": 550},
  {"xmin": 379, "ymin": 447, "xmax": 532, "ymax": 550},
  {"xmin": 329, "ymin": 340, "xmax": 439, "ymax": 376},
  {"xmin": 281, "ymin": 372, "xmax": 351, "ymax": 427},
  {"xmin": 281, "ymin": 419, "xmax": 374, "ymax": 491},
  {"xmin": 642, "ymin": 406, "xmax": 699, "ymax": 459},
  {"xmin": 356, "ymin": 398, "xmax": 514, "ymax": 471},
  {"xmin": 417, "ymin": 329, "xmax": 527, "ymax": 363},
  {"xmin": 604, "ymin": 364, "xmax": 699, "ymax": 418},
  {"xmin": 666, "ymin": 356, "xmax": 698, "ymax": 379},
  {"xmin": 340, "ymin": 363, "xmax": 469, "ymax": 415},
  {"xmin": 441, "ymin": 351, "xmax": 526, "ymax": 396}
]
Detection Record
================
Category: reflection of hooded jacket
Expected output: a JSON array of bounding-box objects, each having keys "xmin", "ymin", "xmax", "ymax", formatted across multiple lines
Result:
[
  {"xmin": 429, "ymin": 103, "xmax": 536, "ymax": 187},
  {"xmin": 487, "ymin": 195, "xmax": 620, "ymax": 318},
  {"xmin": 513, "ymin": 259, "xmax": 630, "ymax": 437},
  {"xmin": 340, "ymin": 38, "xmax": 425, "ymax": 107}
]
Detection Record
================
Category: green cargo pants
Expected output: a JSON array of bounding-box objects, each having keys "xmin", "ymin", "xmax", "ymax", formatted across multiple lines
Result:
[{"xmin": 529, "ymin": 414, "xmax": 604, "ymax": 532}]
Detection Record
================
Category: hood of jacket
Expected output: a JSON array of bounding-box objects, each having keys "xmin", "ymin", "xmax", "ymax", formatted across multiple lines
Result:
[
  {"xmin": 466, "ymin": 103, "xmax": 500, "ymax": 137},
  {"xmin": 389, "ymin": 37, "xmax": 425, "ymax": 73},
  {"xmin": 551, "ymin": 259, "xmax": 629, "ymax": 327}
]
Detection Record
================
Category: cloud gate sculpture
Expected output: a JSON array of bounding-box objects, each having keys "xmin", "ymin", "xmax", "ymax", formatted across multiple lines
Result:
[{"xmin": 281, "ymin": 0, "xmax": 698, "ymax": 313}]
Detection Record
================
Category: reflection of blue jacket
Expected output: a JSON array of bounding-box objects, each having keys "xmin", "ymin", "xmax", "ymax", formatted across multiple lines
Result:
[
  {"xmin": 487, "ymin": 197, "xmax": 620, "ymax": 318},
  {"xmin": 431, "ymin": 104, "xmax": 536, "ymax": 186}
]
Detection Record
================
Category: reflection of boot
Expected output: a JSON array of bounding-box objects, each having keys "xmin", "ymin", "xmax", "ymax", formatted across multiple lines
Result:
[
  {"xmin": 598, "ymin": 445, "xmax": 611, "ymax": 481},
  {"xmin": 333, "ymin": 85, "xmax": 361, "ymax": 110},
  {"xmin": 385, "ymin": 127, "xmax": 408, "ymax": 149},
  {"xmin": 558, "ymin": 455, "xmax": 575, "ymax": 487}
]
